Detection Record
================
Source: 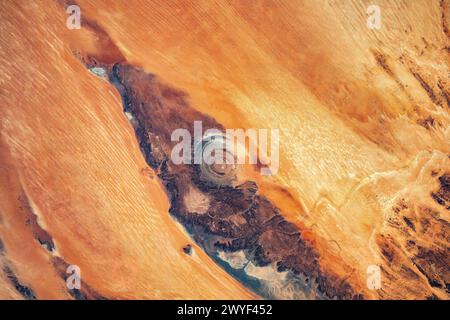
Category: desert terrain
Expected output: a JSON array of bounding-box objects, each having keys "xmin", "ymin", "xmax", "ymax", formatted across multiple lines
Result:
[{"xmin": 0, "ymin": 0, "xmax": 448, "ymax": 299}]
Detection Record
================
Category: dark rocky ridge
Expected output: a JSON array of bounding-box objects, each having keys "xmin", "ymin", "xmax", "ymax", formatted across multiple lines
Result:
[
  {"xmin": 104, "ymin": 63, "xmax": 362, "ymax": 299},
  {"xmin": 52, "ymin": 256, "xmax": 107, "ymax": 300},
  {"xmin": 18, "ymin": 192, "xmax": 55, "ymax": 253},
  {"xmin": 2, "ymin": 265, "xmax": 36, "ymax": 300},
  {"xmin": 432, "ymin": 173, "xmax": 450, "ymax": 210},
  {"xmin": 0, "ymin": 237, "xmax": 36, "ymax": 299}
]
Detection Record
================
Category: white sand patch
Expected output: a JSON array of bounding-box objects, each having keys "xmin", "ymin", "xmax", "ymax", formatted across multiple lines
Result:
[{"xmin": 217, "ymin": 250, "xmax": 248, "ymax": 269}]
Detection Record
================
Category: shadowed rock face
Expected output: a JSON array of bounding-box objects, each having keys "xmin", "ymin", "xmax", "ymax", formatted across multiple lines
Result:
[
  {"xmin": 105, "ymin": 63, "xmax": 361, "ymax": 299},
  {"xmin": 432, "ymin": 173, "xmax": 450, "ymax": 209}
]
